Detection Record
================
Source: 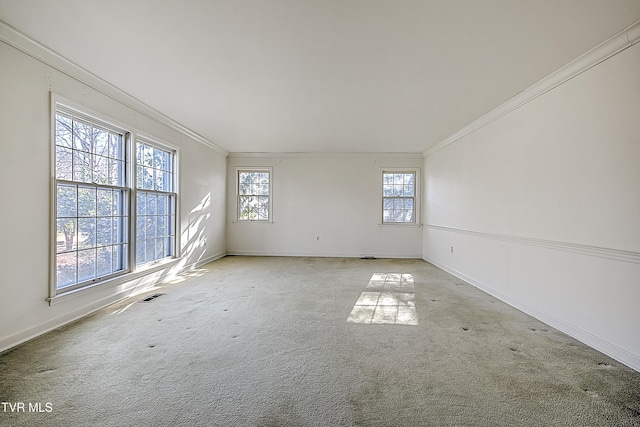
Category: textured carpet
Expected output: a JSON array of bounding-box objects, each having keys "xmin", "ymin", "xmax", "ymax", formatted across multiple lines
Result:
[{"xmin": 1, "ymin": 256, "xmax": 639, "ymax": 426}]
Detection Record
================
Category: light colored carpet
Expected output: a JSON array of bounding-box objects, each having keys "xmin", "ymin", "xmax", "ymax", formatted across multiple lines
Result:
[{"xmin": 1, "ymin": 256, "xmax": 639, "ymax": 426}]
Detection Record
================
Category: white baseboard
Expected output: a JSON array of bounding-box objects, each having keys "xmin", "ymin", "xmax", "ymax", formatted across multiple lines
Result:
[
  {"xmin": 423, "ymin": 255, "xmax": 640, "ymax": 373},
  {"xmin": 226, "ymin": 251, "xmax": 423, "ymax": 259}
]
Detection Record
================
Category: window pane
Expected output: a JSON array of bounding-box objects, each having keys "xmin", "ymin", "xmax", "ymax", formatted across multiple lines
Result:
[
  {"xmin": 57, "ymin": 252, "xmax": 77, "ymax": 289},
  {"xmin": 404, "ymin": 184, "xmax": 414, "ymax": 197},
  {"xmin": 143, "ymin": 167, "xmax": 154, "ymax": 190},
  {"xmin": 137, "ymin": 192, "xmax": 146, "ymax": 215},
  {"xmin": 404, "ymin": 199, "xmax": 414, "ymax": 210},
  {"xmin": 147, "ymin": 194, "xmax": 157, "ymax": 215},
  {"xmin": 146, "ymin": 216, "xmax": 157, "ymax": 239},
  {"xmin": 55, "ymin": 114, "xmax": 73, "ymax": 147},
  {"xmin": 97, "ymin": 246, "xmax": 112, "ymax": 277},
  {"xmin": 143, "ymin": 145, "xmax": 154, "ymax": 167},
  {"xmin": 77, "ymin": 249, "xmax": 96, "ymax": 283},
  {"xmin": 78, "ymin": 218, "xmax": 96, "ymax": 249},
  {"xmin": 73, "ymin": 121, "xmax": 92, "ymax": 152},
  {"xmin": 239, "ymin": 182, "xmax": 250, "ymax": 195},
  {"xmin": 93, "ymin": 155, "xmax": 109, "ymax": 184},
  {"xmin": 109, "ymin": 133, "xmax": 122, "ymax": 159},
  {"xmin": 404, "ymin": 173, "xmax": 414, "ymax": 185},
  {"xmin": 157, "ymin": 194, "xmax": 167, "ymax": 215},
  {"xmin": 110, "ymin": 159, "xmax": 124, "ymax": 186},
  {"xmin": 94, "ymin": 127, "xmax": 109, "ymax": 157},
  {"xmin": 136, "ymin": 164, "xmax": 144, "ymax": 189},
  {"xmin": 57, "ymin": 184, "xmax": 77, "ymax": 217},
  {"xmin": 97, "ymin": 218, "xmax": 112, "ymax": 246},
  {"xmin": 77, "ymin": 187, "xmax": 96, "ymax": 217},
  {"xmin": 162, "ymin": 171, "xmax": 172, "ymax": 192},
  {"xmin": 136, "ymin": 241, "xmax": 146, "ymax": 265},
  {"xmin": 73, "ymin": 150, "xmax": 92, "ymax": 182},
  {"xmin": 97, "ymin": 189, "xmax": 112, "ymax": 216},
  {"xmin": 155, "ymin": 238, "xmax": 165, "ymax": 260},
  {"xmin": 153, "ymin": 148, "xmax": 164, "ymax": 170},
  {"xmin": 146, "ymin": 239, "xmax": 155, "ymax": 262},
  {"xmin": 57, "ymin": 218, "xmax": 77, "ymax": 252},
  {"xmin": 157, "ymin": 215, "xmax": 166, "ymax": 237},
  {"xmin": 136, "ymin": 216, "xmax": 145, "ymax": 241},
  {"xmin": 56, "ymin": 146, "xmax": 73, "ymax": 180}
]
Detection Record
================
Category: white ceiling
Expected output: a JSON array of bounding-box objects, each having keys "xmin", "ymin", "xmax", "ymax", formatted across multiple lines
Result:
[{"xmin": 1, "ymin": 1, "xmax": 639, "ymax": 153}]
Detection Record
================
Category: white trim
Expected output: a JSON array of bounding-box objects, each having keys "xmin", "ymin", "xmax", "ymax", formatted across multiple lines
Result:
[
  {"xmin": 227, "ymin": 251, "xmax": 424, "ymax": 259},
  {"xmin": 426, "ymin": 224, "xmax": 640, "ymax": 264},
  {"xmin": 424, "ymin": 19, "xmax": 640, "ymax": 157},
  {"xmin": 0, "ymin": 19, "xmax": 227, "ymax": 155},
  {"xmin": 422, "ymin": 254, "xmax": 640, "ymax": 373},
  {"xmin": 228, "ymin": 152, "xmax": 424, "ymax": 159}
]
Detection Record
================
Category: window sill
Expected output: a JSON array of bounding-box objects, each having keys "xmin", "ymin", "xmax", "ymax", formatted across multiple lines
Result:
[
  {"xmin": 379, "ymin": 223, "xmax": 423, "ymax": 228},
  {"xmin": 231, "ymin": 220, "xmax": 275, "ymax": 225},
  {"xmin": 47, "ymin": 257, "xmax": 180, "ymax": 306}
]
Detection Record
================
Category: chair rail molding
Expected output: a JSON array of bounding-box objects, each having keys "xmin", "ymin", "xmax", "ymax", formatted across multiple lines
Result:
[{"xmin": 426, "ymin": 224, "xmax": 640, "ymax": 264}]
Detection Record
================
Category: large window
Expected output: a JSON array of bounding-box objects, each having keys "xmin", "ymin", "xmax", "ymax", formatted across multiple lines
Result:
[
  {"xmin": 135, "ymin": 141, "xmax": 176, "ymax": 265},
  {"xmin": 53, "ymin": 101, "xmax": 177, "ymax": 296},
  {"xmin": 54, "ymin": 109, "xmax": 129, "ymax": 291},
  {"xmin": 382, "ymin": 171, "xmax": 417, "ymax": 224},
  {"xmin": 237, "ymin": 169, "xmax": 271, "ymax": 221}
]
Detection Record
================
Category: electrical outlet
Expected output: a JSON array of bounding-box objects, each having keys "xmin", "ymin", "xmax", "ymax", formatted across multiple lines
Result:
[{"xmin": 450, "ymin": 246, "xmax": 454, "ymax": 254}]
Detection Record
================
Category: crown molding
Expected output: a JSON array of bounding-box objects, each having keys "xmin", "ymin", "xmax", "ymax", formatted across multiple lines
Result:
[
  {"xmin": 227, "ymin": 151, "xmax": 424, "ymax": 159},
  {"xmin": 424, "ymin": 20, "xmax": 640, "ymax": 157},
  {"xmin": 0, "ymin": 19, "xmax": 228, "ymax": 156}
]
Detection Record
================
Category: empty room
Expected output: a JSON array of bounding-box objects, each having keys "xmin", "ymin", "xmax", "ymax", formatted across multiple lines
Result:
[{"xmin": 1, "ymin": 1, "xmax": 639, "ymax": 426}]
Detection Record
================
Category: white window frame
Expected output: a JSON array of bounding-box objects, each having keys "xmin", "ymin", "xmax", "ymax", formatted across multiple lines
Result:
[
  {"xmin": 236, "ymin": 167, "xmax": 273, "ymax": 222},
  {"xmin": 49, "ymin": 94, "xmax": 180, "ymax": 301},
  {"xmin": 134, "ymin": 137, "xmax": 178, "ymax": 266},
  {"xmin": 381, "ymin": 168, "xmax": 420, "ymax": 225}
]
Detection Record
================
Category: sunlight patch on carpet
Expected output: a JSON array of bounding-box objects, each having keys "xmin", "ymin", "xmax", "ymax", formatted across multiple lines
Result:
[{"xmin": 347, "ymin": 273, "xmax": 418, "ymax": 325}]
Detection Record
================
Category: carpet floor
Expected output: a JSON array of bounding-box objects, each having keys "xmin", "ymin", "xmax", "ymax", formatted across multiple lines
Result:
[{"xmin": 1, "ymin": 256, "xmax": 639, "ymax": 426}]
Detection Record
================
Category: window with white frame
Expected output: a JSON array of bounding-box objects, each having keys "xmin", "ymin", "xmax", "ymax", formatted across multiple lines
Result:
[
  {"xmin": 54, "ymin": 108, "xmax": 129, "ymax": 291},
  {"xmin": 237, "ymin": 169, "xmax": 271, "ymax": 221},
  {"xmin": 382, "ymin": 171, "xmax": 417, "ymax": 224},
  {"xmin": 135, "ymin": 141, "xmax": 176, "ymax": 265},
  {"xmin": 53, "ymin": 101, "xmax": 178, "ymax": 295}
]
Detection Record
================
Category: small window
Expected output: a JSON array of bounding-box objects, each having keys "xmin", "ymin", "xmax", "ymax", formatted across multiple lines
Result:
[
  {"xmin": 237, "ymin": 169, "xmax": 271, "ymax": 221},
  {"xmin": 135, "ymin": 141, "xmax": 177, "ymax": 265},
  {"xmin": 54, "ymin": 109, "xmax": 129, "ymax": 291},
  {"xmin": 382, "ymin": 171, "xmax": 416, "ymax": 224}
]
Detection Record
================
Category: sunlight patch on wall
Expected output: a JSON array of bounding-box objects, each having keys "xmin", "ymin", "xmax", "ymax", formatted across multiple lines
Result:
[{"xmin": 347, "ymin": 273, "xmax": 418, "ymax": 325}]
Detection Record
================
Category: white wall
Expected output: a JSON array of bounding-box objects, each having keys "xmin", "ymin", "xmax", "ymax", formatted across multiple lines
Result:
[
  {"xmin": 227, "ymin": 154, "xmax": 423, "ymax": 258},
  {"xmin": 0, "ymin": 40, "xmax": 227, "ymax": 352},
  {"xmin": 423, "ymin": 39, "xmax": 640, "ymax": 370}
]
